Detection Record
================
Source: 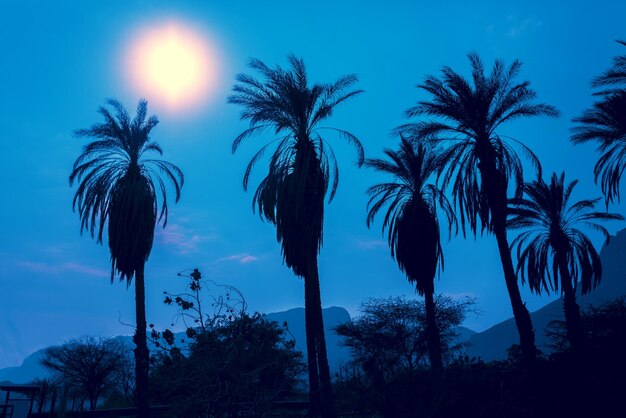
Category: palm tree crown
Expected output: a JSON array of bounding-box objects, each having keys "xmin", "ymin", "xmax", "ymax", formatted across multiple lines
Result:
[
  {"xmin": 509, "ymin": 172, "xmax": 623, "ymax": 295},
  {"xmin": 69, "ymin": 99, "xmax": 183, "ymax": 281},
  {"xmin": 591, "ymin": 40, "xmax": 626, "ymax": 91},
  {"xmin": 572, "ymin": 93, "xmax": 626, "ymax": 204},
  {"xmin": 365, "ymin": 137, "xmax": 455, "ymax": 294},
  {"xmin": 398, "ymin": 53, "xmax": 558, "ymax": 234},
  {"xmin": 228, "ymin": 55, "xmax": 364, "ymax": 277},
  {"xmin": 572, "ymin": 41, "xmax": 626, "ymax": 205}
]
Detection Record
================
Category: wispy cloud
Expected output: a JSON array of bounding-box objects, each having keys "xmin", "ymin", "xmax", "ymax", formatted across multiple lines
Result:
[
  {"xmin": 155, "ymin": 223, "xmax": 217, "ymax": 254},
  {"xmin": 18, "ymin": 261, "xmax": 109, "ymax": 278},
  {"xmin": 217, "ymin": 253, "xmax": 260, "ymax": 264},
  {"xmin": 355, "ymin": 238, "xmax": 387, "ymax": 250},
  {"xmin": 506, "ymin": 15, "xmax": 542, "ymax": 39}
]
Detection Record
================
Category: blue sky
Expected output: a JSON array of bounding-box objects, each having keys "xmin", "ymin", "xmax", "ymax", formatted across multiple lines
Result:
[{"xmin": 1, "ymin": 0, "xmax": 625, "ymax": 368}]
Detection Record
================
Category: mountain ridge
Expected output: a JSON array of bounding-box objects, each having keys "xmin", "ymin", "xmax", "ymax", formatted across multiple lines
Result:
[
  {"xmin": 4, "ymin": 229, "xmax": 626, "ymax": 383},
  {"xmin": 0, "ymin": 306, "xmax": 353, "ymax": 384},
  {"xmin": 465, "ymin": 228, "xmax": 626, "ymax": 360}
]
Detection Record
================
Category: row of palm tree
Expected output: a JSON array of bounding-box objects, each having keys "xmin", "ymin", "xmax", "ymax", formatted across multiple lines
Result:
[
  {"xmin": 370, "ymin": 43, "xmax": 626, "ymax": 369},
  {"xmin": 68, "ymin": 41, "xmax": 625, "ymax": 418}
]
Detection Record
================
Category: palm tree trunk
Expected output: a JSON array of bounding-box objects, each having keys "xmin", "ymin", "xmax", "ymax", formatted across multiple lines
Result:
[
  {"xmin": 304, "ymin": 274, "xmax": 321, "ymax": 417},
  {"xmin": 479, "ymin": 153, "xmax": 537, "ymax": 364},
  {"xmin": 424, "ymin": 290, "xmax": 443, "ymax": 370},
  {"xmin": 305, "ymin": 264, "xmax": 336, "ymax": 418},
  {"xmin": 557, "ymin": 255, "xmax": 585, "ymax": 354},
  {"xmin": 493, "ymin": 225, "xmax": 537, "ymax": 363},
  {"xmin": 134, "ymin": 264, "xmax": 150, "ymax": 418}
]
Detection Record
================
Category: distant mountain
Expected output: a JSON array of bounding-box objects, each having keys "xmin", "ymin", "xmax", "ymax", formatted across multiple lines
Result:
[
  {"xmin": 0, "ymin": 349, "xmax": 48, "ymax": 384},
  {"xmin": 0, "ymin": 307, "xmax": 353, "ymax": 384},
  {"xmin": 455, "ymin": 325, "xmax": 477, "ymax": 343},
  {"xmin": 265, "ymin": 306, "xmax": 352, "ymax": 371},
  {"xmin": 465, "ymin": 228, "xmax": 626, "ymax": 360},
  {"xmin": 7, "ymin": 226, "xmax": 623, "ymax": 384}
]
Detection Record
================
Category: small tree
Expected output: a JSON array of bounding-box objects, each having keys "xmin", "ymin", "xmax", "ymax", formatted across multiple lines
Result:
[
  {"xmin": 546, "ymin": 297, "xmax": 626, "ymax": 356},
  {"xmin": 40, "ymin": 337, "xmax": 128, "ymax": 410},
  {"xmin": 150, "ymin": 268, "xmax": 306, "ymax": 417},
  {"xmin": 335, "ymin": 296, "xmax": 474, "ymax": 382}
]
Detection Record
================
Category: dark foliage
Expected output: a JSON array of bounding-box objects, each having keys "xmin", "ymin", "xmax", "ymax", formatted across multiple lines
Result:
[
  {"xmin": 509, "ymin": 172, "xmax": 622, "ymax": 353},
  {"xmin": 397, "ymin": 53, "xmax": 558, "ymax": 235},
  {"xmin": 591, "ymin": 40, "xmax": 626, "ymax": 91},
  {"xmin": 572, "ymin": 91, "xmax": 626, "ymax": 205},
  {"xmin": 151, "ymin": 313, "xmax": 305, "ymax": 417},
  {"xmin": 572, "ymin": 41, "xmax": 626, "ymax": 205},
  {"xmin": 547, "ymin": 297, "xmax": 626, "ymax": 356},
  {"xmin": 509, "ymin": 172, "xmax": 622, "ymax": 295},
  {"xmin": 40, "ymin": 337, "xmax": 130, "ymax": 411},
  {"xmin": 332, "ymin": 298, "xmax": 626, "ymax": 418},
  {"xmin": 69, "ymin": 99, "xmax": 183, "ymax": 282},
  {"xmin": 365, "ymin": 137, "xmax": 456, "ymax": 295},
  {"xmin": 335, "ymin": 296, "xmax": 474, "ymax": 380},
  {"xmin": 228, "ymin": 55, "xmax": 363, "ymax": 277},
  {"xmin": 150, "ymin": 268, "xmax": 304, "ymax": 417}
]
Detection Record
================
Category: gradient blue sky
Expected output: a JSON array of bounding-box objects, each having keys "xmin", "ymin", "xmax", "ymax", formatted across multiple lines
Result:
[{"xmin": 1, "ymin": 0, "xmax": 625, "ymax": 368}]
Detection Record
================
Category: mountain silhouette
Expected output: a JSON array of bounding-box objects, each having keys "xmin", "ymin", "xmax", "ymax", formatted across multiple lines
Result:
[
  {"xmin": 465, "ymin": 228, "xmax": 626, "ymax": 360},
  {"xmin": 0, "ymin": 307, "xmax": 352, "ymax": 384},
  {"xmin": 4, "ymin": 227, "xmax": 625, "ymax": 384}
]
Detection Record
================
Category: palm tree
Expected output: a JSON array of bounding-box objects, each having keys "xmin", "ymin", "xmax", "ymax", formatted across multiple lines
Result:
[
  {"xmin": 591, "ymin": 40, "xmax": 626, "ymax": 92},
  {"xmin": 365, "ymin": 137, "xmax": 456, "ymax": 370},
  {"xmin": 69, "ymin": 99, "xmax": 183, "ymax": 417},
  {"xmin": 508, "ymin": 173, "xmax": 623, "ymax": 353},
  {"xmin": 572, "ymin": 93, "xmax": 626, "ymax": 204},
  {"xmin": 398, "ymin": 54, "xmax": 559, "ymax": 363},
  {"xmin": 572, "ymin": 41, "xmax": 626, "ymax": 205},
  {"xmin": 228, "ymin": 55, "xmax": 363, "ymax": 417}
]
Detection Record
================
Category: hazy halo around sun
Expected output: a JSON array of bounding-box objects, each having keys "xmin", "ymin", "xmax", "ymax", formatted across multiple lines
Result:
[{"xmin": 125, "ymin": 21, "xmax": 218, "ymax": 112}]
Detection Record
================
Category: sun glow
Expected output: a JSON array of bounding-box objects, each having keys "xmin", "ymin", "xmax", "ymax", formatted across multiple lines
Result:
[{"xmin": 126, "ymin": 22, "xmax": 218, "ymax": 110}]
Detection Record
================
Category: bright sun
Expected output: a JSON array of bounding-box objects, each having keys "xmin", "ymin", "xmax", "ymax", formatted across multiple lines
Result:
[{"xmin": 126, "ymin": 22, "xmax": 218, "ymax": 110}]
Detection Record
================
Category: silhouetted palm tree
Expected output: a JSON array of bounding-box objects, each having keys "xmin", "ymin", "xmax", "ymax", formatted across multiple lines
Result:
[
  {"xmin": 69, "ymin": 99, "xmax": 183, "ymax": 417},
  {"xmin": 228, "ymin": 55, "xmax": 363, "ymax": 418},
  {"xmin": 591, "ymin": 40, "xmax": 626, "ymax": 92},
  {"xmin": 398, "ymin": 54, "xmax": 559, "ymax": 363},
  {"xmin": 365, "ymin": 137, "xmax": 456, "ymax": 370},
  {"xmin": 572, "ymin": 93, "xmax": 626, "ymax": 205},
  {"xmin": 572, "ymin": 41, "xmax": 626, "ymax": 205},
  {"xmin": 509, "ymin": 173, "xmax": 623, "ymax": 353}
]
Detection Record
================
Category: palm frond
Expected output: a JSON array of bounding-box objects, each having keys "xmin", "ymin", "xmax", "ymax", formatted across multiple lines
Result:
[
  {"xmin": 229, "ymin": 56, "xmax": 362, "ymax": 276},
  {"xmin": 508, "ymin": 172, "xmax": 623, "ymax": 295},
  {"xmin": 69, "ymin": 100, "xmax": 183, "ymax": 282},
  {"xmin": 366, "ymin": 137, "xmax": 455, "ymax": 294},
  {"xmin": 400, "ymin": 54, "xmax": 556, "ymax": 236}
]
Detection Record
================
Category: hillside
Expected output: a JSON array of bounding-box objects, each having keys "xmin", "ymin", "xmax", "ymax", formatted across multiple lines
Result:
[
  {"xmin": 466, "ymin": 228, "xmax": 626, "ymax": 360},
  {"xmin": 0, "ymin": 307, "xmax": 352, "ymax": 384}
]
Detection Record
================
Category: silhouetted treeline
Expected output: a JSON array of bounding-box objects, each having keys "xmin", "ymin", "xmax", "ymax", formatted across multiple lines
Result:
[
  {"xmin": 59, "ymin": 40, "xmax": 626, "ymax": 418},
  {"xmin": 331, "ymin": 297, "xmax": 626, "ymax": 418}
]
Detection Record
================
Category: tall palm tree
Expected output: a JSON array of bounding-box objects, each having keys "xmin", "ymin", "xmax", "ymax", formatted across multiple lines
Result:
[
  {"xmin": 228, "ymin": 55, "xmax": 363, "ymax": 418},
  {"xmin": 69, "ymin": 99, "xmax": 183, "ymax": 417},
  {"xmin": 365, "ymin": 137, "xmax": 456, "ymax": 370},
  {"xmin": 398, "ymin": 54, "xmax": 559, "ymax": 363},
  {"xmin": 508, "ymin": 173, "xmax": 623, "ymax": 353},
  {"xmin": 572, "ymin": 93, "xmax": 626, "ymax": 205},
  {"xmin": 572, "ymin": 41, "xmax": 626, "ymax": 205},
  {"xmin": 591, "ymin": 40, "xmax": 626, "ymax": 92}
]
